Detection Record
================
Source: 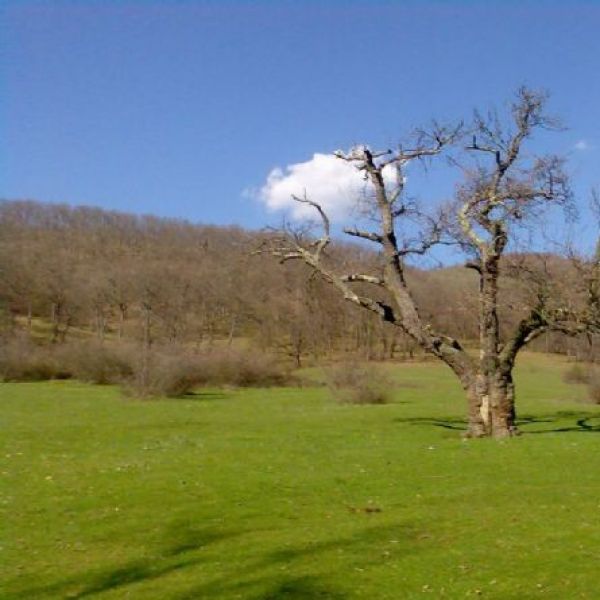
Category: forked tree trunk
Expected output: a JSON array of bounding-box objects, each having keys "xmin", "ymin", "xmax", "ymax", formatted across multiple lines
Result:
[{"xmin": 461, "ymin": 253, "xmax": 519, "ymax": 439}]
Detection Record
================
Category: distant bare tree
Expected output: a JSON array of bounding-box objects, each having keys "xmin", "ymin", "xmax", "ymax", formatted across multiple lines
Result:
[{"xmin": 261, "ymin": 88, "xmax": 596, "ymax": 438}]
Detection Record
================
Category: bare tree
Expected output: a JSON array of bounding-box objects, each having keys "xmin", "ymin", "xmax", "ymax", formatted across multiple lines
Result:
[{"xmin": 261, "ymin": 88, "xmax": 594, "ymax": 438}]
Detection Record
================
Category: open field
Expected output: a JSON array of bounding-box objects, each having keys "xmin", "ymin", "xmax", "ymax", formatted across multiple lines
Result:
[{"xmin": 2, "ymin": 353, "xmax": 600, "ymax": 599}]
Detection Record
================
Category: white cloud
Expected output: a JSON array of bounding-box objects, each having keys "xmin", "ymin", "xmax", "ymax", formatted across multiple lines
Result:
[
  {"xmin": 256, "ymin": 152, "xmax": 398, "ymax": 221},
  {"xmin": 574, "ymin": 139, "xmax": 591, "ymax": 151}
]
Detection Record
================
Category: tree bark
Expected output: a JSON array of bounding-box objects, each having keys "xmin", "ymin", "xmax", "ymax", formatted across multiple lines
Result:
[
  {"xmin": 489, "ymin": 371, "xmax": 517, "ymax": 437},
  {"xmin": 465, "ymin": 374, "xmax": 488, "ymax": 438},
  {"xmin": 465, "ymin": 370, "xmax": 517, "ymax": 438},
  {"xmin": 462, "ymin": 251, "xmax": 520, "ymax": 438}
]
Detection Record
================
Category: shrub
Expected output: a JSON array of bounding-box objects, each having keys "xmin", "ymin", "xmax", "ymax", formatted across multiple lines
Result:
[
  {"xmin": 562, "ymin": 363, "xmax": 591, "ymax": 384},
  {"xmin": 563, "ymin": 362, "xmax": 600, "ymax": 404},
  {"xmin": 123, "ymin": 351, "xmax": 201, "ymax": 398},
  {"xmin": 0, "ymin": 335, "xmax": 67, "ymax": 381},
  {"xmin": 0, "ymin": 333, "xmax": 288, "ymax": 395},
  {"xmin": 55, "ymin": 340, "xmax": 134, "ymax": 385},
  {"xmin": 122, "ymin": 346, "xmax": 289, "ymax": 399},
  {"xmin": 196, "ymin": 349, "xmax": 289, "ymax": 388},
  {"xmin": 325, "ymin": 362, "xmax": 392, "ymax": 405}
]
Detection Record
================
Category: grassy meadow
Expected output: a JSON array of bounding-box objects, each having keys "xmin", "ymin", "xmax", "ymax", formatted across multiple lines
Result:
[{"xmin": 2, "ymin": 353, "xmax": 600, "ymax": 599}]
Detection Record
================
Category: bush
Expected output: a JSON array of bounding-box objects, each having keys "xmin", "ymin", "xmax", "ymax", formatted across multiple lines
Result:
[
  {"xmin": 325, "ymin": 362, "xmax": 392, "ymax": 405},
  {"xmin": 0, "ymin": 337, "xmax": 136, "ymax": 385},
  {"xmin": 0, "ymin": 333, "xmax": 288, "ymax": 395},
  {"xmin": 55, "ymin": 340, "xmax": 134, "ymax": 385},
  {"xmin": 123, "ymin": 346, "xmax": 289, "ymax": 399},
  {"xmin": 0, "ymin": 335, "xmax": 68, "ymax": 381},
  {"xmin": 562, "ymin": 362, "xmax": 600, "ymax": 404},
  {"xmin": 562, "ymin": 362, "xmax": 591, "ymax": 384},
  {"xmin": 196, "ymin": 349, "xmax": 289, "ymax": 388},
  {"xmin": 123, "ymin": 351, "xmax": 201, "ymax": 398}
]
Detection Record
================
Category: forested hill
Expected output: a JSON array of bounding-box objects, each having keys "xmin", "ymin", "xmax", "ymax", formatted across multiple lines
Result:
[{"xmin": 0, "ymin": 199, "xmax": 577, "ymax": 361}]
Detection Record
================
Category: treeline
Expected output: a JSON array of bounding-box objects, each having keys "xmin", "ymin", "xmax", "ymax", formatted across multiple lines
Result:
[
  {"xmin": 0, "ymin": 199, "xmax": 595, "ymax": 363},
  {"xmin": 0, "ymin": 200, "xmax": 422, "ymax": 362}
]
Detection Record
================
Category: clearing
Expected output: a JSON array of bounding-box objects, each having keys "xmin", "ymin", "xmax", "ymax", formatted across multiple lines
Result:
[{"xmin": 1, "ymin": 353, "xmax": 599, "ymax": 599}]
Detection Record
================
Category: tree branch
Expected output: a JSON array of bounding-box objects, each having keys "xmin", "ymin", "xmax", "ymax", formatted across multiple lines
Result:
[
  {"xmin": 343, "ymin": 227, "xmax": 383, "ymax": 244},
  {"xmin": 341, "ymin": 274, "xmax": 385, "ymax": 286}
]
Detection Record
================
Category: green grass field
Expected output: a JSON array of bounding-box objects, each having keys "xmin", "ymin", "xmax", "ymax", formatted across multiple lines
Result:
[{"xmin": 2, "ymin": 353, "xmax": 600, "ymax": 599}]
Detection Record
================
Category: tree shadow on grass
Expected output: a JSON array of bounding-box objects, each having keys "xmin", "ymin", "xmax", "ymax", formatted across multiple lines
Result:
[
  {"xmin": 181, "ymin": 391, "xmax": 228, "ymax": 401},
  {"xmin": 394, "ymin": 411, "xmax": 600, "ymax": 434},
  {"xmin": 163, "ymin": 520, "xmax": 248, "ymax": 556},
  {"xmin": 175, "ymin": 521, "xmax": 427, "ymax": 600},
  {"xmin": 5, "ymin": 523, "xmax": 245, "ymax": 599},
  {"xmin": 252, "ymin": 575, "xmax": 348, "ymax": 600},
  {"xmin": 252, "ymin": 576, "xmax": 348, "ymax": 600},
  {"xmin": 177, "ymin": 574, "xmax": 348, "ymax": 600},
  {"xmin": 5, "ymin": 558, "xmax": 199, "ymax": 600},
  {"xmin": 522, "ymin": 412, "xmax": 600, "ymax": 434},
  {"xmin": 6, "ymin": 520, "xmax": 424, "ymax": 600}
]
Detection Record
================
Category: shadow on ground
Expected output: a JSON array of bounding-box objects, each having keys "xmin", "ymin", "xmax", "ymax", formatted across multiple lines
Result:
[
  {"xmin": 173, "ymin": 521, "xmax": 421, "ymax": 600},
  {"xmin": 181, "ymin": 391, "xmax": 228, "ymax": 401},
  {"xmin": 6, "ymin": 519, "xmax": 423, "ymax": 599},
  {"xmin": 395, "ymin": 410, "xmax": 600, "ymax": 434}
]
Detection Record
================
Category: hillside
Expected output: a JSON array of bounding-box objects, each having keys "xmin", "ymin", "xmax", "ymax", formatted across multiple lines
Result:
[{"xmin": 0, "ymin": 199, "xmax": 588, "ymax": 362}]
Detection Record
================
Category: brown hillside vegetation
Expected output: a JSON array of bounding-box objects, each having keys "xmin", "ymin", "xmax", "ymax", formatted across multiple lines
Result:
[{"xmin": 0, "ymin": 199, "xmax": 593, "ymax": 363}]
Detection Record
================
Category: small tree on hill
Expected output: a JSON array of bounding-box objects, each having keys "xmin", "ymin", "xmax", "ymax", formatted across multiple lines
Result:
[{"xmin": 261, "ymin": 88, "xmax": 597, "ymax": 438}]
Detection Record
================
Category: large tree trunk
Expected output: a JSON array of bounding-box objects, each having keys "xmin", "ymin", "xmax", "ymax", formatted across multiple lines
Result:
[
  {"xmin": 466, "ymin": 370, "xmax": 518, "ymax": 438},
  {"xmin": 466, "ymin": 374, "xmax": 488, "ymax": 438},
  {"xmin": 463, "ymin": 253, "xmax": 519, "ymax": 438},
  {"xmin": 489, "ymin": 371, "xmax": 517, "ymax": 437}
]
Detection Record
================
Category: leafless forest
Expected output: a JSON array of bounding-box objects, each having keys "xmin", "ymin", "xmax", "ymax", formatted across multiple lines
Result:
[{"xmin": 0, "ymin": 198, "xmax": 593, "ymax": 364}]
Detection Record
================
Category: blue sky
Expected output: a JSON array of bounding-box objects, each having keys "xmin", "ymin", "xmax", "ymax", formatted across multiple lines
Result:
[{"xmin": 1, "ymin": 0, "xmax": 599, "ymax": 233}]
